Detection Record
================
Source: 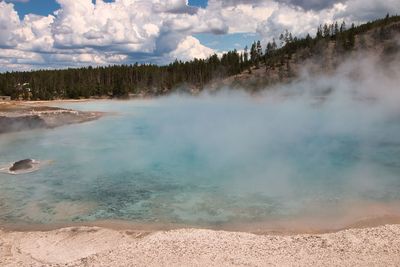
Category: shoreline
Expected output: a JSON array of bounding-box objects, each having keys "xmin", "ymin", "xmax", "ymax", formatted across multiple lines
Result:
[
  {"xmin": 2, "ymin": 213, "xmax": 400, "ymax": 235},
  {"xmin": 4, "ymin": 97, "xmax": 151, "ymax": 106},
  {"xmin": 0, "ymin": 101, "xmax": 104, "ymax": 134},
  {"xmin": 2, "ymin": 197, "xmax": 400, "ymax": 236},
  {"xmin": 3, "ymin": 199, "xmax": 400, "ymax": 235},
  {"xmin": 1, "ymin": 223, "xmax": 399, "ymax": 266}
]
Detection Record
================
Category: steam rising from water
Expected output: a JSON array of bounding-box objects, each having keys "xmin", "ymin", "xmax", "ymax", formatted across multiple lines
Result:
[{"xmin": 1, "ymin": 54, "xmax": 400, "ymax": 229}]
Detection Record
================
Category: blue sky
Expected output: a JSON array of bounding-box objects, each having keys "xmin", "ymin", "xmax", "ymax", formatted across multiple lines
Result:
[
  {"xmin": 11, "ymin": 0, "xmax": 60, "ymax": 17},
  {"xmin": 189, "ymin": 0, "xmax": 207, "ymax": 8},
  {"xmin": 195, "ymin": 32, "xmax": 261, "ymax": 52},
  {"xmin": 12, "ymin": 0, "xmax": 209, "ymax": 18},
  {"xmin": 1, "ymin": 0, "xmax": 398, "ymax": 71}
]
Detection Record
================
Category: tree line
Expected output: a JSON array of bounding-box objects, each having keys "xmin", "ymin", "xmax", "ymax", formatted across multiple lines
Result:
[{"xmin": 0, "ymin": 14, "xmax": 399, "ymax": 100}]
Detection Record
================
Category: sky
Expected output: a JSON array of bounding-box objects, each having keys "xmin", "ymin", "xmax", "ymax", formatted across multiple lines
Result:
[{"xmin": 0, "ymin": 0, "xmax": 399, "ymax": 71}]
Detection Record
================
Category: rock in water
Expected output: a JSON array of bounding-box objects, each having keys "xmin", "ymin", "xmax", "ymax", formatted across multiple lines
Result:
[{"xmin": 9, "ymin": 159, "xmax": 34, "ymax": 172}]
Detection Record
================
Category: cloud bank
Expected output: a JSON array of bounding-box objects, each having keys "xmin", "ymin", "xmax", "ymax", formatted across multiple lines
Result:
[{"xmin": 0, "ymin": 0, "xmax": 398, "ymax": 71}]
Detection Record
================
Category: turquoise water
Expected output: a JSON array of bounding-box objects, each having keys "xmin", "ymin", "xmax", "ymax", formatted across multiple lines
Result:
[{"xmin": 1, "ymin": 94, "xmax": 400, "ymax": 229}]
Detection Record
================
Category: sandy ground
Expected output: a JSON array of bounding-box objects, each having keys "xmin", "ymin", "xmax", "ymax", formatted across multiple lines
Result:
[{"xmin": 0, "ymin": 224, "xmax": 399, "ymax": 266}]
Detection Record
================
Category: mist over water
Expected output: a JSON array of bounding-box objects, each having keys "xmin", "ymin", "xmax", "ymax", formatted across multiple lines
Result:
[{"xmin": 1, "ymin": 55, "xmax": 400, "ymax": 230}]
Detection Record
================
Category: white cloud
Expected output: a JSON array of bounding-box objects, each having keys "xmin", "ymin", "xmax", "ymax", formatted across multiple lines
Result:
[
  {"xmin": 0, "ymin": 0, "xmax": 398, "ymax": 71},
  {"xmin": 256, "ymin": 3, "xmax": 347, "ymax": 42},
  {"xmin": 0, "ymin": 1, "xmax": 21, "ymax": 47},
  {"xmin": 336, "ymin": 0, "xmax": 400, "ymax": 21},
  {"xmin": 52, "ymin": 0, "xmax": 158, "ymax": 51},
  {"xmin": 169, "ymin": 35, "xmax": 215, "ymax": 61},
  {"xmin": 204, "ymin": 1, "xmax": 277, "ymax": 33}
]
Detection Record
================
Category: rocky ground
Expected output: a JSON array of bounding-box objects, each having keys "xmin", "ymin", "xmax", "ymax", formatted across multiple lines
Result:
[
  {"xmin": 0, "ymin": 101, "xmax": 102, "ymax": 134},
  {"xmin": 0, "ymin": 224, "xmax": 399, "ymax": 266}
]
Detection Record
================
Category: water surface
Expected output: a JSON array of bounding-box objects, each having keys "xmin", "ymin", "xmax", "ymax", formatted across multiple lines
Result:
[{"xmin": 1, "ymin": 94, "xmax": 400, "ymax": 230}]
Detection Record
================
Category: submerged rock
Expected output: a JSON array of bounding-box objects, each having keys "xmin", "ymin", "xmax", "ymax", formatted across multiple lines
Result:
[{"xmin": 9, "ymin": 159, "xmax": 34, "ymax": 172}]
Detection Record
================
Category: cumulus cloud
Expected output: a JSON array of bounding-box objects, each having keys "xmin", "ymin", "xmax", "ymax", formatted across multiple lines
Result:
[
  {"xmin": 0, "ymin": 0, "xmax": 213, "ymax": 69},
  {"xmin": 153, "ymin": 0, "xmax": 198, "ymax": 14},
  {"xmin": 256, "ymin": 3, "xmax": 347, "ymax": 43},
  {"xmin": 335, "ymin": 0, "xmax": 400, "ymax": 21},
  {"xmin": 169, "ymin": 35, "xmax": 215, "ymax": 61},
  {"xmin": 281, "ymin": 0, "xmax": 346, "ymax": 11},
  {"xmin": 0, "ymin": 0, "xmax": 398, "ymax": 71},
  {"xmin": 0, "ymin": 2, "xmax": 21, "ymax": 47}
]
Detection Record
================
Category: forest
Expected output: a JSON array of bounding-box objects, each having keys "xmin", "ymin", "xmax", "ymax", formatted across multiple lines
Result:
[{"xmin": 0, "ymin": 14, "xmax": 399, "ymax": 100}]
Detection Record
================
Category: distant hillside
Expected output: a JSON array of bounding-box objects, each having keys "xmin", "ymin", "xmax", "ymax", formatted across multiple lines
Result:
[
  {"xmin": 216, "ymin": 15, "xmax": 400, "ymax": 91},
  {"xmin": 0, "ymin": 14, "xmax": 399, "ymax": 100}
]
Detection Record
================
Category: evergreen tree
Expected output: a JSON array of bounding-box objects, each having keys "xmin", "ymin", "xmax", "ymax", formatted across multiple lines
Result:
[
  {"xmin": 250, "ymin": 42, "xmax": 257, "ymax": 63},
  {"xmin": 0, "ymin": 14, "xmax": 398, "ymax": 99},
  {"xmin": 271, "ymin": 38, "xmax": 277, "ymax": 50},
  {"xmin": 256, "ymin": 40, "xmax": 263, "ymax": 57},
  {"xmin": 244, "ymin": 46, "xmax": 249, "ymax": 63},
  {"xmin": 334, "ymin": 22, "xmax": 339, "ymax": 35},
  {"xmin": 340, "ymin": 21, "xmax": 346, "ymax": 33},
  {"xmin": 323, "ymin": 24, "xmax": 330, "ymax": 37},
  {"xmin": 316, "ymin": 25, "xmax": 323, "ymax": 39}
]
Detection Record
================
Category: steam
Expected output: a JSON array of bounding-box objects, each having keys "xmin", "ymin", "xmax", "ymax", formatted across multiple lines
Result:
[
  {"xmin": 133, "ymin": 51, "xmax": 400, "ymax": 207},
  {"xmin": 0, "ymin": 115, "xmax": 47, "ymax": 134},
  {"xmin": 64, "ymin": 50, "xmax": 400, "ymax": 222},
  {"xmin": 2, "ymin": 50, "xmax": 400, "ymax": 227}
]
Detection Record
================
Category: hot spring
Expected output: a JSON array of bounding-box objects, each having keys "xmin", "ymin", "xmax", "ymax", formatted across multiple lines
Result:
[{"xmin": 1, "ymin": 85, "xmax": 400, "ymax": 231}]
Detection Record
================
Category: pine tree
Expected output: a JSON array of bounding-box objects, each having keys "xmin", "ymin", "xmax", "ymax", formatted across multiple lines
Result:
[
  {"xmin": 250, "ymin": 42, "xmax": 257, "ymax": 64},
  {"xmin": 334, "ymin": 22, "xmax": 339, "ymax": 36},
  {"xmin": 279, "ymin": 33, "xmax": 285, "ymax": 46},
  {"xmin": 340, "ymin": 21, "xmax": 346, "ymax": 33},
  {"xmin": 265, "ymin": 42, "xmax": 273, "ymax": 57},
  {"xmin": 323, "ymin": 24, "xmax": 330, "ymax": 37},
  {"xmin": 256, "ymin": 41, "xmax": 263, "ymax": 57},
  {"xmin": 271, "ymin": 38, "xmax": 277, "ymax": 50},
  {"xmin": 316, "ymin": 25, "xmax": 323, "ymax": 39},
  {"xmin": 244, "ymin": 46, "xmax": 249, "ymax": 63}
]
